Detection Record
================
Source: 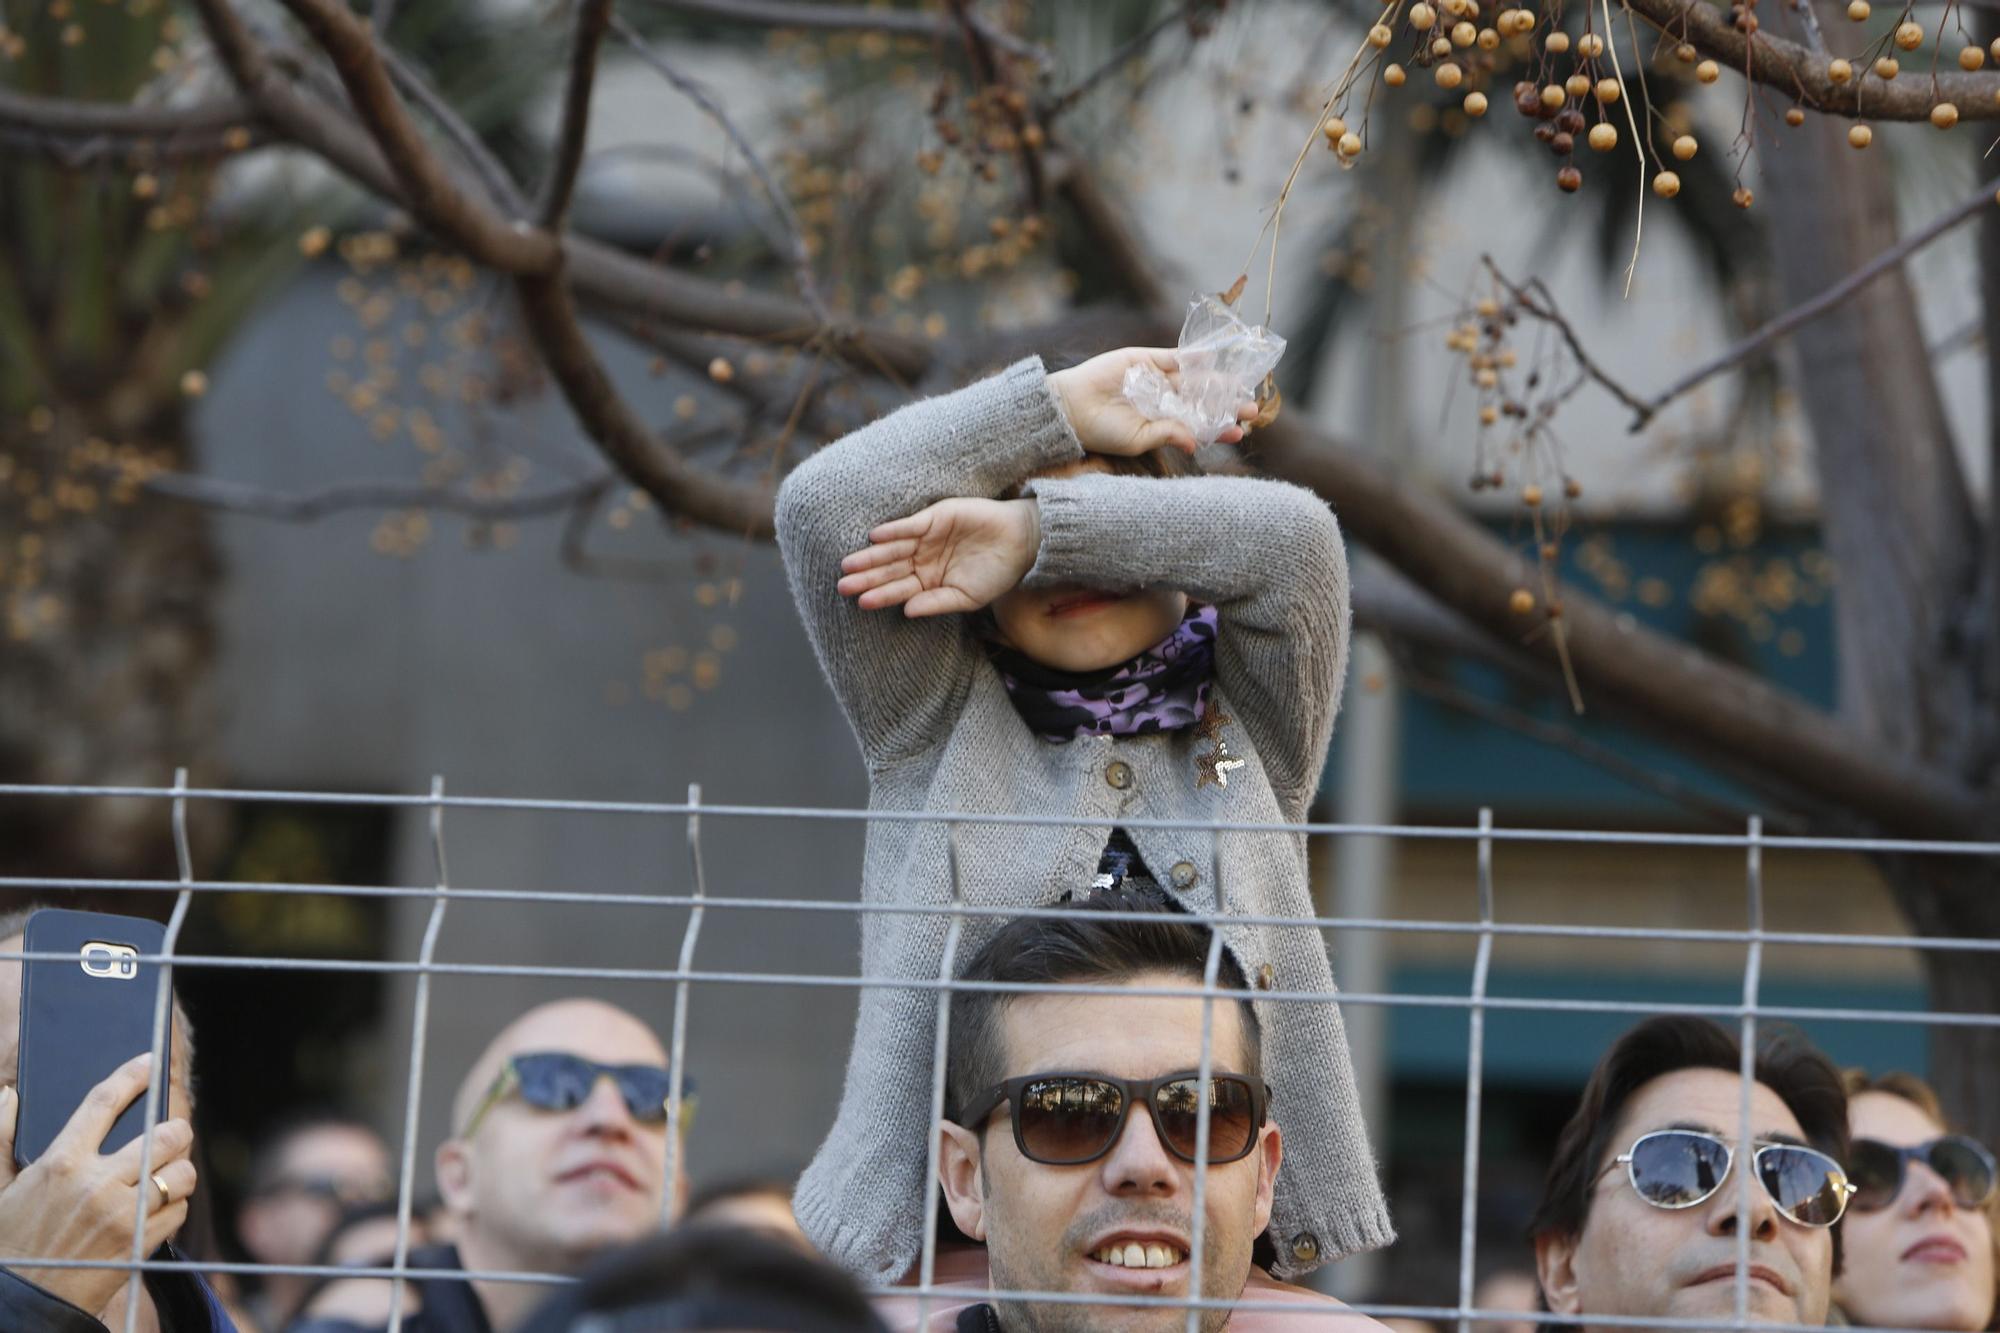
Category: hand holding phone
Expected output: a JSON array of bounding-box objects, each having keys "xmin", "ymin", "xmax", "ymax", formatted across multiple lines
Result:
[{"xmin": 0, "ymin": 1056, "xmax": 196, "ymax": 1317}]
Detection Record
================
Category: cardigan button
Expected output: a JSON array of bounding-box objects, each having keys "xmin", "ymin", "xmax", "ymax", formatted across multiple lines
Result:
[
  {"xmin": 1104, "ymin": 761, "xmax": 1133, "ymax": 790},
  {"xmin": 1168, "ymin": 861, "xmax": 1197, "ymax": 889},
  {"xmin": 1290, "ymin": 1232, "xmax": 1319, "ymax": 1264},
  {"xmin": 1257, "ymin": 963, "xmax": 1275, "ymax": 990}
]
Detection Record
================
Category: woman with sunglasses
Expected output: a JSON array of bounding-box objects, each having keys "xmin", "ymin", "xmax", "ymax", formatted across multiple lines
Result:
[{"xmin": 1834, "ymin": 1070, "xmax": 1998, "ymax": 1332}]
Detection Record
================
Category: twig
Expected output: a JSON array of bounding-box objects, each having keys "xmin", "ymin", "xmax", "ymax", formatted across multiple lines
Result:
[
  {"xmin": 376, "ymin": 43, "xmax": 528, "ymax": 217},
  {"xmin": 141, "ymin": 470, "xmax": 613, "ymax": 520},
  {"xmin": 541, "ymin": 0, "xmax": 615, "ymax": 228},
  {"xmin": 609, "ymin": 13, "xmax": 831, "ymax": 325},
  {"xmin": 1481, "ymin": 258, "xmax": 1656, "ymax": 420},
  {"xmin": 1632, "ymin": 171, "xmax": 2000, "ymax": 426},
  {"xmin": 1605, "ymin": 0, "xmax": 1647, "ymax": 297},
  {"xmin": 630, "ymin": 0, "xmax": 1049, "ymax": 65},
  {"xmin": 1045, "ymin": 0, "xmax": 1222, "ymax": 119}
]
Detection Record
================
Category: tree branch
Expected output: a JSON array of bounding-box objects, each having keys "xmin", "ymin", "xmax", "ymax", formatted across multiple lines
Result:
[
  {"xmin": 1628, "ymin": 0, "xmax": 2000, "ymax": 119},
  {"xmin": 541, "ymin": 0, "xmax": 615, "ymax": 229},
  {"xmin": 633, "ymin": 0, "xmax": 1049, "ymax": 65},
  {"xmin": 1045, "ymin": 0, "xmax": 1221, "ymax": 119},
  {"xmin": 607, "ymin": 13, "xmax": 831, "ymax": 324},
  {"xmin": 272, "ymin": 0, "xmax": 558, "ymax": 273}
]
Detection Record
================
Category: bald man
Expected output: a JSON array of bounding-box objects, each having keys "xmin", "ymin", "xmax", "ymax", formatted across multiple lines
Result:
[
  {"xmin": 292, "ymin": 998, "xmax": 686, "ymax": 1333},
  {"xmin": 0, "ymin": 905, "xmax": 231, "ymax": 1333}
]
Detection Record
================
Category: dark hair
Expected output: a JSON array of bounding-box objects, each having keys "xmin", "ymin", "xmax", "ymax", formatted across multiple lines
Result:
[
  {"xmin": 944, "ymin": 883, "xmax": 1260, "ymax": 1128},
  {"xmin": 999, "ymin": 447, "xmax": 1196, "ymax": 501},
  {"xmin": 516, "ymin": 1223, "xmax": 887, "ymax": 1333},
  {"xmin": 246, "ymin": 1108, "xmax": 383, "ymax": 1195},
  {"xmin": 1528, "ymin": 1016, "xmax": 1849, "ymax": 1271}
]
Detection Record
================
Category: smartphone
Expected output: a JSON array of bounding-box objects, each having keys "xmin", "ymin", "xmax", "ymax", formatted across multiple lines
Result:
[{"xmin": 14, "ymin": 908, "xmax": 172, "ymax": 1167}]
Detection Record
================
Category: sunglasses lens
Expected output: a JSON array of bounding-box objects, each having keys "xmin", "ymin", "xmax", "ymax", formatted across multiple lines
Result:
[
  {"xmin": 613, "ymin": 1066, "xmax": 676, "ymax": 1124},
  {"xmin": 515, "ymin": 1053, "xmax": 595, "ymax": 1111},
  {"xmin": 1928, "ymin": 1136, "xmax": 1998, "ymax": 1209},
  {"xmin": 1017, "ymin": 1078, "xmax": 1126, "ymax": 1164},
  {"xmin": 1759, "ymin": 1146, "xmax": 1850, "ymax": 1227},
  {"xmin": 1153, "ymin": 1078, "xmax": 1258, "ymax": 1163},
  {"xmin": 1629, "ymin": 1131, "xmax": 1732, "ymax": 1208},
  {"xmin": 1847, "ymin": 1139, "xmax": 1904, "ymax": 1212}
]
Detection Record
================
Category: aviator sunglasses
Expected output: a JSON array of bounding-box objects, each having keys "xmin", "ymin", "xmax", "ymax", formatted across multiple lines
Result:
[
  {"xmin": 1602, "ymin": 1129, "xmax": 1856, "ymax": 1228},
  {"xmin": 958, "ymin": 1071, "xmax": 1270, "ymax": 1166},
  {"xmin": 459, "ymin": 1052, "xmax": 694, "ymax": 1138},
  {"xmin": 1848, "ymin": 1135, "xmax": 1998, "ymax": 1213}
]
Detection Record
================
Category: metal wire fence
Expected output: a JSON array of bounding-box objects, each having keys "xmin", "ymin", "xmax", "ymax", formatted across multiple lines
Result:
[{"xmin": 1, "ymin": 776, "xmax": 1996, "ymax": 1333}]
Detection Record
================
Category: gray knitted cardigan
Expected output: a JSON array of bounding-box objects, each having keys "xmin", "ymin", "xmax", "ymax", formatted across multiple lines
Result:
[{"xmin": 775, "ymin": 357, "xmax": 1394, "ymax": 1283}]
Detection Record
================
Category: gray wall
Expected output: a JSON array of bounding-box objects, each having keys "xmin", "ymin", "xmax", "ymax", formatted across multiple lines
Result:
[{"xmin": 200, "ymin": 266, "xmax": 869, "ymax": 1185}]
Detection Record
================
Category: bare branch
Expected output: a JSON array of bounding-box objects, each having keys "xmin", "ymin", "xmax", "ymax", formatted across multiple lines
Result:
[
  {"xmin": 633, "ymin": 0, "xmax": 1049, "ymax": 66},
  {"xmin": 1493, "ymin": 173, "xmax": 2000, "ymax": 430},
  {"xmin": 608, "ymin": 13, "xmax": 831, "ymax": 324},
  {"xmin": 1628, "ymin": 0, "xmax": 2000, "ymax": 119},
  {"xmin": 542, "ymin": 0, "xmax": 615, "ymax": 229},
  {"xmin": 272, "ymin": 0, "xmax": 558, "ymax": 273},
  {"xmin": 0, "ymin": 89, "xmax": 263, "ymax": 165},
  {"xmin": 142, "ymin": 470, "xmax": 612, "ymax": 521},
  {"xmin": 377, "ymin": 43, "xmax": 529, "ymax": 217},
  {"xmin": 1045, "ymin": 0, "xmax": 1221, "ymax": 120}
]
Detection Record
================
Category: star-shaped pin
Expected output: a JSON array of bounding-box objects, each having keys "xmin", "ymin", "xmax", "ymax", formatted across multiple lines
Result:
[
  {"xmin": 1194, "ymin": 702, "xmax": 1234, "ymax": 744},
  {"xmin": 1196, "ymin": 751, "xmax": 1246, "ymax": 789}
]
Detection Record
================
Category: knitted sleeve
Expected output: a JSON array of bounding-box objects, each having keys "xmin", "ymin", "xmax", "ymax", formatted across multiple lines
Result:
[
  {"xmin": 1018, "ymin": 472, "xmax": 1349, "ymax": 808},
  {"xmin": 775, "ymin": 357, "xmax": 1085, "ymax": 765}
]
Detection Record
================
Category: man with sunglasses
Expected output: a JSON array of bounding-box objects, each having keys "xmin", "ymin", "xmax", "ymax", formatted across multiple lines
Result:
[
  {"xmin": 1530, "ymin": 1016, "xmax": 1854, "ymax": 1333},
  {"xmin": 237, "ymin": 1111, "xmax": 393, "ymax": 1328},
  {"xmin": 289, "ymin": 998, "xmax": 688, "ymax": 1333},
  {"xmin": 921, "ymin": 885, "xmax": 1383, "ymax": 1331}
]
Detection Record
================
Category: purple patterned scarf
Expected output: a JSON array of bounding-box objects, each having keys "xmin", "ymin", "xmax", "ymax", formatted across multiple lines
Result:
[{"xmin": 985, "ymin": 603, "xmax": 1218, "ymax": 742}]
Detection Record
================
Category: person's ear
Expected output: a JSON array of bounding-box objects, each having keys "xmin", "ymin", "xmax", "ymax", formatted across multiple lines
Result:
[
  {"xmin": 1250, "ymin": 1122, "xmax": 1281, "ymax": 1236},
  {"xmin": 435, "ymin": 1138, "xmax": 474, "ymax": 1214},
  {"xmin": 1535, "ymin": 1229, "xmax": 1582, "ymax": 1317},
  {"xmin": 938, "ymin": 1122, "xmax": 989, "ymax": 1241}
]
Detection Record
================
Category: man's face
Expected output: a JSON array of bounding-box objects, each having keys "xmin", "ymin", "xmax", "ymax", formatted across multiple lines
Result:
[
  {"xmin": 0, "ymin": 931, "xmax": 194, "ymax": 1126},
  {"xmin": 1538, "ymin": 1068, "xmax": 1835, "ymax": 1333},
  {"xmin": 939, "ymin": 972, "xmax": 1279, "ymax": 1333},
  {"xmin": 238, "ymin": 1123, "xmax": 394, "ymax": 1267},
  {"xmin": 437, "ymin": 1000, "xmax": 671, "ymax": 1273}
]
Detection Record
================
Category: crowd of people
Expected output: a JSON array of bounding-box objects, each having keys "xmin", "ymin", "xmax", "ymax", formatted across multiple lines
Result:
[{"xmin": 3, "ymin": 346, "xmax": 1993, "ymax": 1330}]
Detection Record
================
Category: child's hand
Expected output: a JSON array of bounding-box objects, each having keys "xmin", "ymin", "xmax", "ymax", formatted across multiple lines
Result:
[
  {"xmin": 1048, "ymin": 347, "xmax": 1256, "ymax": 455},
  {"xmin": 837, "ymin": 498, "xmax": 1039, "ymax": 617}
]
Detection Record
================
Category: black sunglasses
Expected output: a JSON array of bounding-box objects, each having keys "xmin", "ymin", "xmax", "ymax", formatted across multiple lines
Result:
[
  {"xmin": 460, "ymin": 1052, "xmax": 692, "ymax": 1137},
  {"xmin": 1849, "ymin": 1135, "xmax": 1998, "ymax": 1213},
  {"xmin": 252, "ymin": 1173, "xmax": 395, "ymax": 1207},
  {"xmin": 958, "ymin": 1070, "xmax": 1270, "ymax": 1166},
  {"xmin": 1607, "ymin": 1129, "xmax": 1855, "ymax": 1228}
]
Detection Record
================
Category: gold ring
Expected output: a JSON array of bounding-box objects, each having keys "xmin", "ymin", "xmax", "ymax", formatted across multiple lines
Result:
[{"xmin": 150, "ymin": 1172, "xmax": 171, "ymax": 1211}]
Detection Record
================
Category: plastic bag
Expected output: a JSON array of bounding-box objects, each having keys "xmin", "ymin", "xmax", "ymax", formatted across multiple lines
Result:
[{"xmin": 1122, "ymin": 294, "xmax": 1287, "ymax": 446}]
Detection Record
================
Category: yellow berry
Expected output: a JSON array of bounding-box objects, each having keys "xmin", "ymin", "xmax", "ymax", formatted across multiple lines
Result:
[
  {"xmin": 1595, "ymin": 77, "xmax": 1621, "ymax": 103},
  {"xmin": 298, "ymin": 225, "xmax": 332, "ymax": 257},
  {"xmin": 1653, "ymin": 170, "xmax": 1682, "ymax": 197},
  {"xmin": 1369, "ymin": 23, "xmax": 1393, "ymax": 46},
  {"xmin": 1545, "ymin": 30, "xmax": 1571, "ymax": 52},
  {"xmin": 1696, "ymin": 59, "xmax": 1720, "ymax": 82},
  {"xmin": 1828, "ymin": 58, "xmax": 1852, "ymax": 82},
  {"xmin": 1847, "ymin": 0, "xmax": 1869, "ymax": 18},
  {"xmin": 1480, "ymin": 404, "xmax": 1499, "ymax": 425},
  {"xmin": 1960, "ymin": 45, "xmax": 1985, "ymax": 70},
  {"xmin": 1477, "ymin": 26, "xmax": 1500, "ymax": 49},
  {"xmin": 1732, "ymin": 186, "xmax": 1754, "ymax": 208},
  {"xmin": 1464, "ymin": 90, "xmax": 1490, "ymax": 115},
  {"xmin": 1410, "ymin": 2, "xmax": 1437, "ymax": 28},
  {"xmin": 708, "ymin": 356, "xmax": 735, "ymax": 383},
  {"xmin": 1676, "ymin": 42, "xmax": 1697, "ymax": 61},
  {"xmin": 1672, "ymin": 134, "xmax": 1698, "ymax": 160},
  {"xmin": 1323, "ymin": 116, "xmax": 1349, "ymax": 144},
  {"xmin": 1436, "ymin": 60, "xmax": 1464, "ymax": 87},
  {"xmin": 1338, "ymin": 131, "xmax": 1363, "ymax": 156},
  {"xmin": 1384, "ymin": 62, "xmax": 1407, "ymax": 85},
  {"xmin": 1589, "ymin": 122, "xmax": 1618, "ymax": 150},
  {"xmin": 1510, "ymin": 588, "xmax": 1536, "ymax": 614},
  {"xmin": 1452, "ymin": 20, "xmax": 1477, "ymax": 44},
  {"xmin": 180, "ymin": 370, "xmax": 208, "ymax": 397},
  {"xmin": 1932, "ymin": 100, "xmax": 1960, "ymax": 128},
  {"xmin": 1577, "ymin": 32, "xmax": 1605, "ymax": 56},
  {"xmin": 1541, "ymin": 83, "xmax": 1567, "ymax": 108},
  {"xmin": 1849, "ymin": 122, "xmax": 1873, "ymax": 147},
  {"xmin": 1431, "ymin": 36, "xmax": 1454, "ymax": 56},
  {"xmin": 1522, "ymin": 484, "xmax": 1544, "ymax": 506},
  {"xmin": 1785, "ymin": 106, "xmax": 1805, "ymax": 125},
  {"xmin": 1991, "ymin": 36, "xmax": 2000, "ymax": 62},
  {"xmin": 1564, "ymin": 72, "xmax": 1590, "ymax": 97},
  {"xmin": 1874, "ymin": 56, "xmax": 1899, "ymax": 79},
  {"xmin": 1895, "ymin": 20, "xmax": 1922, "ymax": 48}
]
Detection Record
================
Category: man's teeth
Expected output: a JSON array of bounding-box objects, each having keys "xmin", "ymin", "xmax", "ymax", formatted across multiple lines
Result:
[{"xmin": 1092, "ymin": 1242, "xmax": 1183, "ymax": 1269}]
